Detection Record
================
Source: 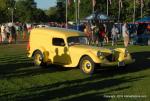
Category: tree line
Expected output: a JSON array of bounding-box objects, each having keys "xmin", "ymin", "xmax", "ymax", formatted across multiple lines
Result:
[
  {"xmin": 61, "ymin": 0, "xmax": 150, "ymax": 22},
  {"xmin": 0, "ymin": 0, "xmax": 48, "ymax": 23},
  {"xmin": 0, "ymin": 0, "xmax": 150, "ymax": 23}
]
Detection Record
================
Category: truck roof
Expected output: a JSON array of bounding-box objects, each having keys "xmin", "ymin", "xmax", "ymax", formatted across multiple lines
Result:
[{"xmin": 30, "ymin": 27, "xmax": 84, "ymax": 37}]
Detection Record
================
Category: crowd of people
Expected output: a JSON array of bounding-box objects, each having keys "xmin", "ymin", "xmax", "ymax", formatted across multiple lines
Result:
[
  {"xmin": 83, "ymin": 23, "xmax": 108, "ymax": 47},
  {"xmin": 1, "ymin": 21, "xmax": 149, "ymax": 47},
  {"xmin": 83, "ymin": 21, "xmax": 150, "ymax": 48},
  {"xmin": 83, "ymin": 22, "xmax": 120, "ymax": 47},
  {"xmin": 0, "ymin": 23, "xmax": 28, "ymax": 44}
]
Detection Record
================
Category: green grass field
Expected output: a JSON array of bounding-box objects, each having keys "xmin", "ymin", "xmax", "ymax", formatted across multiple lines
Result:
[{"xmin": 0, "ymin": 43, "xmax": 150, "ymax": 101}]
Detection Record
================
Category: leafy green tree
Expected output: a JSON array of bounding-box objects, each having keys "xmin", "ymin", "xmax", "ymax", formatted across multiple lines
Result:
[
  {"xmin": 15, "ymin": 0, "xmax": 36, "ymax": 22},
  {"xmin": 46, "ymin": 0, "xmax": 65, "ymax": 22},
  {"xmin": 0, "ymin": 0, "xmax": 16, "ymax": 23},
  {"xmin": 0, "ymin": 0, "xmax": 150, "ymax": 23},
  {"xmin": 46, "ymin": 7, "xmax": 58, "ymax": 22}
]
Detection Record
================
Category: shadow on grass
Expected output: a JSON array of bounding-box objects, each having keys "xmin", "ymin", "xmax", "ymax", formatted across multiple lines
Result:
[
  {"xmin": 0, "ymin": 62, "xmax": 69, "ymax": 79},
  {"xmin": 0, "ymin": 51, "xmax": 149, "ymax": 100},
  {"xmin": 124, "ymin": 51, "xmax": 150, "ymax": 72},
  {"xmin": 1, "ymin": 51, "xmax": 149, "ymax": 79},
  {"xmin": 95, "ymin": 51, "xmax": 150, "ymax": 76},
  {"xmin": 1, "ymin": 75, "xmax": 146, "ymax": 101},
  {"xmin": 130, "ymin": 51, "xmax": 150, "ymax": 70},
  {"xmin": 0, "ymin": 50, "xmax": 149, "ymax": 79}
]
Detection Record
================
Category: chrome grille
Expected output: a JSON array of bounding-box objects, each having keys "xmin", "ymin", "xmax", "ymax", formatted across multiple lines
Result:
[{"xmin": 105, "ymin": 52, "xmax": 119, "ymax": 62}]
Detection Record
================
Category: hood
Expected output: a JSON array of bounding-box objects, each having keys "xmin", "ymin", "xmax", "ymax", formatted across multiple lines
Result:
[{"xmin": 69, "ymin": 45, "xmax": 112, "ymax": 54}]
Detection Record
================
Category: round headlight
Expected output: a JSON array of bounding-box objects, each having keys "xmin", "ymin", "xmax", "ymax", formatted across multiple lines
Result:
[{"xmin": 97, "ymin": 51, "xmax": 103, "ymax": 57}]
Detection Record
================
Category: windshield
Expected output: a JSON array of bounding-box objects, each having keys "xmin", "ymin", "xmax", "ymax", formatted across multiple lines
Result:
[{"xmin": 67, "ymin": 36, "xmax": 89, "ymax": 46}]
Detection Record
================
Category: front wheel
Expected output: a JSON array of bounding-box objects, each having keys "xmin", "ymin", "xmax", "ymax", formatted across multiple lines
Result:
[{"xmin": 79, "ymin": 56, "xmax": 95, "ymax": 75}]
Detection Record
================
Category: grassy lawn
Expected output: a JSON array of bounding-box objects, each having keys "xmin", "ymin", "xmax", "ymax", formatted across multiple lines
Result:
[{"xmin": 0, "ymin": 43, "xmax": 150, "ymax": 101}]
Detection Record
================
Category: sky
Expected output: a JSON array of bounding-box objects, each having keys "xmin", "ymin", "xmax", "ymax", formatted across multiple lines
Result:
[{"xmin": 35, "ymin": 0, "xmax": 57, "ymax": 10}]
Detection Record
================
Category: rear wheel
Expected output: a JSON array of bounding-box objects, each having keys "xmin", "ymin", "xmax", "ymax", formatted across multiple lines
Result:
[
  {"xmin": 79, "ymin": 56, "xmax": 95, "ymax": 75},
  {"xmin": 33, "ymin": 51, "xmax": 44, "ymax": 67}
]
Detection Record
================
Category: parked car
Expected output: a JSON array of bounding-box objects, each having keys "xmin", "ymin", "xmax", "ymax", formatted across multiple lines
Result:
[{"xmin": 27, "ymin": 27, "xmax": 134, "ymax": 75}]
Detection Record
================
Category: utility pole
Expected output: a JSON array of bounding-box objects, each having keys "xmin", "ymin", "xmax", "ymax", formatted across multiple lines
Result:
[
  {"xmin": 107, "ymin": 0, "xmax": 109, "ymax": 16},
  {"xmin": 141, "ymin": 0, "xmax": 143, "ymax": 18},
  {"xmin": 77, "ymin": 0, "xmax": 80, "ymax": 25},
  {"xmin": 8, "ymin": 8, "xmax": 16, "ymax": 24},
  {"xmin": 74, "ymin": 0, "xmax": 78, "ymax": 30},
  {"xmin": 8, "ymin": 0, "xmax": 17, "ymax": 24},
  {"xmin": 133, "ymin": 0, "xmax": 135, "ymax": 23},
  {"xmin": 118, "ymin": 1, "xmax": 120, "ymax": 22},
  {"xmin": 66, "ymin": 0, "xmax": 68, "ymax": 28}
]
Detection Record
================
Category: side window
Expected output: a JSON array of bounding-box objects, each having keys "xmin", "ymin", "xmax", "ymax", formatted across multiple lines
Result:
[{"xmin": 52, "ymin": 38, "xmax": 65, "ymax": 46}]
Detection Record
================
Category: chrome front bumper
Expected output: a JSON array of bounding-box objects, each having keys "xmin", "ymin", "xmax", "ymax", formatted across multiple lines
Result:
[{"xmin": 100, "ymin": 59, "xmax": 135, "ymax": 67}]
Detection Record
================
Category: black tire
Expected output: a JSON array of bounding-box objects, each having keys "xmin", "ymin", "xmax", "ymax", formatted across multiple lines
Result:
[
  {"xmin": 79, "ymin": 56, "xmax": 95, "ymax": 75},
  {"xmin": 33, "ymin": 51, "xmax": 45, "ymax": 67}
]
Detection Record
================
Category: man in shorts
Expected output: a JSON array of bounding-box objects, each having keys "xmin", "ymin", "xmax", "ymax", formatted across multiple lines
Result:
[{"xmin": 122, "ymin": 22, "xmax": 129, "ymax": 48}]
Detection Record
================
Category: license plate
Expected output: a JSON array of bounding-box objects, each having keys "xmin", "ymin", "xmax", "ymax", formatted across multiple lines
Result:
[{"xmin": 118, "ymin": 61, "xmax": 125, "ymax": 67}]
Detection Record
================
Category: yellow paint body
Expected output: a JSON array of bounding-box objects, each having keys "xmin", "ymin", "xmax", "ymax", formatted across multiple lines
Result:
[{"xmin": 27, "ymin": 27, "xmax": 134, "ymax": 68}]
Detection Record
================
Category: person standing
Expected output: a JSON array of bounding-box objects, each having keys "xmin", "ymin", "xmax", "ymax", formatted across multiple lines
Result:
[
  {"xmin": 5, "ymin": 25, "xmax": 10, "ymax": 40},
  {"xmin": 103, "ymin": 24, "xmax": 109, "ymax": 44},
  {"xmin": 22, "ymin": 23, "xmax": 28, "ymax": 40},
  {"xmin": 1, "ymin": 24, "xmax": 6, "ymax": 43},
  {"xmin": 122, "ymin": 22, "xmax": 129, "ymax": 48},
  {"xmin": 111, "ymin": 25, "xmax": 119, "ymax": 46},
  {"xmin": 9, "ymin": 24, "xmax": 16, "ymax": 43},
  {"xmin": 93, "ymin": 26, "xmax": 99, "ymax": 46},
  {"xmin": 98, "ymin": 24, "xmax": 105, "ymax": 47},
  {"xmin": 84, "ymin": 24, "xmax": 92, "ymax": 44},
  {"xmin": 0, "ymin": 34, "xmax": 1, "ymax": 44},
  {"xmin": 136, "ymin": 23, "xmax": 146, "ymax": 44},
  {"xmin": 0, "ymin": 24, "xmax": 1, "ymax": 44}
]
